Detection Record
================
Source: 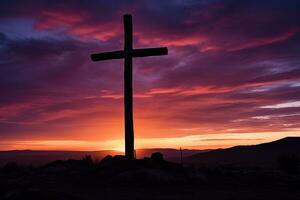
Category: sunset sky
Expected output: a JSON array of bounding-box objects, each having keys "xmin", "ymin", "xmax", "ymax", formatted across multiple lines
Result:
[{"xmin": 0, "ymin": 0, "xmax": 300, "ymax": 151}]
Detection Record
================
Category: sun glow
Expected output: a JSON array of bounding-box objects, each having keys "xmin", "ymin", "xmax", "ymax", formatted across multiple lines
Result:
[{"xmin": 111, "ymin": 147, "xmax": 125, "ymax": 153}]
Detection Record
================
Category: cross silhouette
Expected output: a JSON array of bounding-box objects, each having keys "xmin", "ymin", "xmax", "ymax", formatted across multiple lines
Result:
[{"xmin": 90, "ymin": 14, "xmax": 168, "ymax": 159}]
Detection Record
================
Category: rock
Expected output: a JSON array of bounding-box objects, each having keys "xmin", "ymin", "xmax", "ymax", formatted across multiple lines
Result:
[
  {"xmin": 99, "ymin": 155, "xmax": 127, "ymax": 168},
  {"xmin": 150, "ymin": 152, "xmax": 164, "ymax": 162}
]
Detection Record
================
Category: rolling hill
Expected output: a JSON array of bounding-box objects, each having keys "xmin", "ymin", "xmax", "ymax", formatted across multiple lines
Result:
[{"xmin": 186, "ymin": 137, "xmax": 300, "ymax": 168}]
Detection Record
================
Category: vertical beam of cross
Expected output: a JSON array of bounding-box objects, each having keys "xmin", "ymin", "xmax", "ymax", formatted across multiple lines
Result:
[
  {"xmin": 90, "ymin": 14, "xmax": 168, "ymax": 159},
  {"xmin": 123, "ymin": 15, "xmax": 134, "ymax": 159}
]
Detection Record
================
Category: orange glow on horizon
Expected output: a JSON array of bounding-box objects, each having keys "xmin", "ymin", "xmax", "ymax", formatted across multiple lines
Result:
[{"xmin": 1, "ymin": 130, "xmax": 299, "ymax": 151}]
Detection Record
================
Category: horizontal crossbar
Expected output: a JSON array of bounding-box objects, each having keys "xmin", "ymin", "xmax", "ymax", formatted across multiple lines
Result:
[
  {"xmin": 132, "ymin": 47, "xmax": 168, "ymax": 58},
  {"xmin": 91, "ymin": 50, "xmax": 124, "ymax": 61},
  {"xmin": 91, "ymin": 47, "xmax": 168, "ymax": 61}
]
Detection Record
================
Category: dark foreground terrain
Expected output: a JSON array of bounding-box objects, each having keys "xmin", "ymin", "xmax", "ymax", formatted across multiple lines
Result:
[
  {"xmin": 0, "ymin": 152, "xmax": 300, "ymax": 200},
  {"xmin": 1, "ymin": 138, "xmax": 300, "ymax": 200}
]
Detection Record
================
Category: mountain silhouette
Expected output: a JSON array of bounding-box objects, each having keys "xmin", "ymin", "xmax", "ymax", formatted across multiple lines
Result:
[
  {"xmin": 186, "ymin": 137, "xmax": 300, "ymax": 168},
  {"xmin": 0, "ymin": 148, "xmax": 205, "ymax": 166}
]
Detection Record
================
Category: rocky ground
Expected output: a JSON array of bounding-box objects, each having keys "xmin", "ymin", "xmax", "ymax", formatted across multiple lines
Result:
[{"xmin": 0, "ymin": 153, "xmax": 300, "ymax": 200}]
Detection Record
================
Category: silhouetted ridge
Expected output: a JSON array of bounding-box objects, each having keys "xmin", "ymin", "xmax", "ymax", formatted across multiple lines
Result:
[
  {"xmin": 1, "ymin": 143, "xmax": 300, "ymax": 200},
  {"xmin": 187, "ymin": 137, "xmax": 300, "ymax": 167}
]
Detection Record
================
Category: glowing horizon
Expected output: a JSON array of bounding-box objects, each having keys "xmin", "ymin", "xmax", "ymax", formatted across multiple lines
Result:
[{"xmin": 1, "ymin": 130, "xmax": 300, "ymax": 151}]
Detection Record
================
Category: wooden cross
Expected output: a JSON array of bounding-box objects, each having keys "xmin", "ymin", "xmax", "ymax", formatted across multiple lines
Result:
[{"xmin": 90, "ymin": 14, "xmax": 168, "ymax": 159}]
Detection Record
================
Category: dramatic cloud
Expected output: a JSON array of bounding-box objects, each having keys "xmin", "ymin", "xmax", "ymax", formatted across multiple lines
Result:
[{"xmin": 0, "ymin": 0, "xmax": 300, "ymax": 150}]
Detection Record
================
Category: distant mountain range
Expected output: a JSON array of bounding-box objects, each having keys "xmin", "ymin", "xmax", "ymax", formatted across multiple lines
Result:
[
  {"xmin": 1, "ymin": 137, "xmax": 299, "ymax": 167},
  {"xmin": 0, "ymin": 148, "xmax": 206, "ymax": 166},
  {"xmin": 186, "ymin": 137, "xmax": 300, "ymax": 168}
]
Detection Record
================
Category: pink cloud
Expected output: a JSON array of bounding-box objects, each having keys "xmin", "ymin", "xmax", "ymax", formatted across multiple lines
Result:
[
  {"xmin": 34, "ymin": 8, "xmax": 122, "ymax": 41},
  {"xmin": 228, "ymin": 29, "xmax": 299, "ymax": 51}
]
